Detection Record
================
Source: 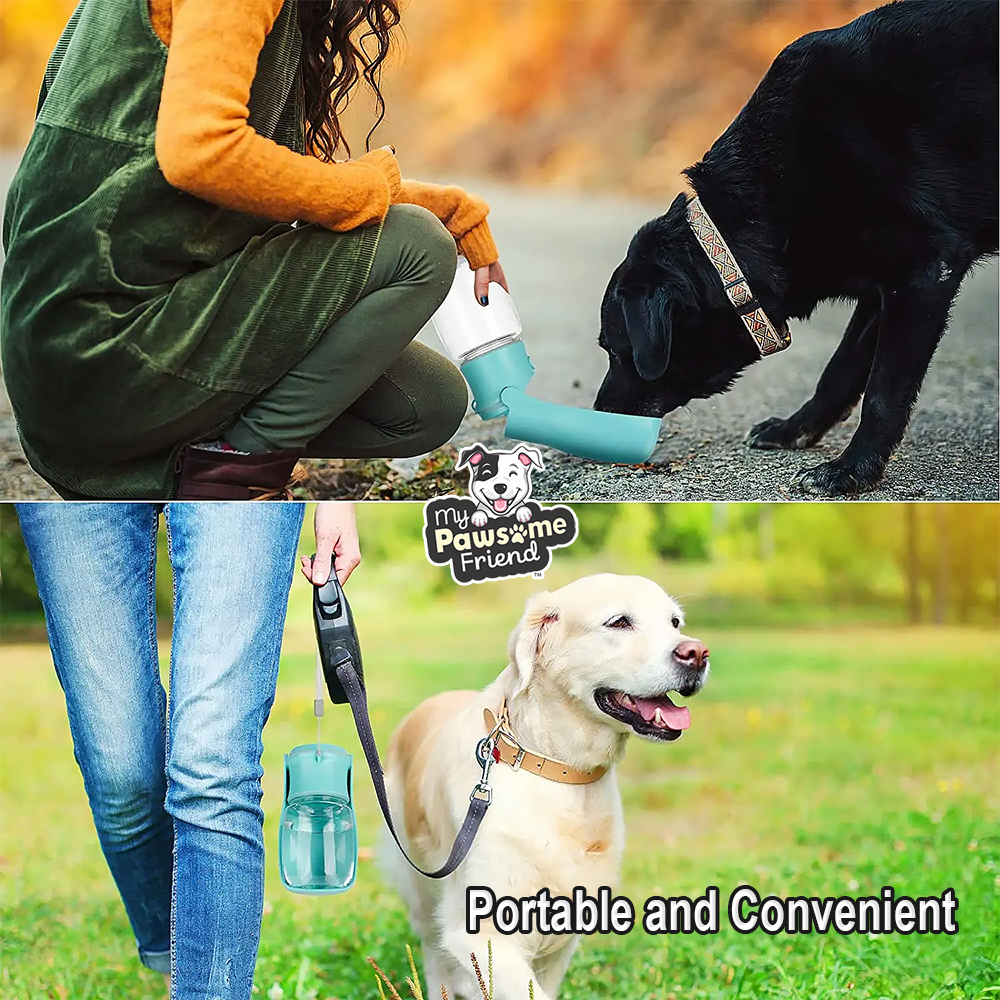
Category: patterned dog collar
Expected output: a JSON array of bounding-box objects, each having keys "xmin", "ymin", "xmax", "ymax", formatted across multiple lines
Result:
[{"xmin": 686, "ymin": 196, "xmax": 791, "ymax": 357}]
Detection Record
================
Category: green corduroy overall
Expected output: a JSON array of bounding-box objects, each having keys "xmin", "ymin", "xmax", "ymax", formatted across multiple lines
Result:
[{"xmin": 1, "ymin": 0, "xmax": 381, "ymax": 499}]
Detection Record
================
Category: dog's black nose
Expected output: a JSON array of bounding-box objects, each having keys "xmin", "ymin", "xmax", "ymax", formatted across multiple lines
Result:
[
  {"xmin": 674, "ymin": 640, "xmax": 709, "ymax": 670},
  {"xmin": 493, "ymin": 483, "xmax": 507, "ymax": 494}
]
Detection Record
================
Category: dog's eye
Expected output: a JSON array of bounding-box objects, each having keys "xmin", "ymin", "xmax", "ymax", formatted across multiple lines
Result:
[
  {"xmin": 604, "ymin": 615, "xmax": 633, "ymax": 630},
  {"xmin": 671, "ymin": 616, "xmax": 681, "ymax": 629}
]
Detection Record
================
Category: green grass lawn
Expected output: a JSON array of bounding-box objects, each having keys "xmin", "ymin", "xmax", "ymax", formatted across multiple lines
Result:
[{"xmin": 1, "ymin": 562, "xmax": 998, "ymax": 1000}]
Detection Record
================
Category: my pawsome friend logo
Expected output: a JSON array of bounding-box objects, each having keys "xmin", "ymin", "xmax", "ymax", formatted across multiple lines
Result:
[{"xmin": 423, "ymin": 443, "xmax": 578, "ymax": 585}]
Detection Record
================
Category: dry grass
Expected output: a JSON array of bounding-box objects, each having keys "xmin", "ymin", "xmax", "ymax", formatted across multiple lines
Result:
[
  {"xmin": 293, "ymin": 447, "xmax": 467, "ymax": 501},
  {"xmin": 367, "ymin": 941, "xmax": 534, "ymax": 1000}
]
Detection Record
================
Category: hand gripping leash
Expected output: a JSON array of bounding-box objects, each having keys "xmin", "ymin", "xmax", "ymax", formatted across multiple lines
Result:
[{"xmin": 313, "ymin": 561, "xmax": 494, "ymax": 879}]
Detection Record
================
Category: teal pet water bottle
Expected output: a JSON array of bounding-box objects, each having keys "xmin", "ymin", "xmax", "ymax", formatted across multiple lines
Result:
[
  {"xmin": 430, "ymin": 257, "xmax": 662, "ymax": 464},
  {"xmin": 278, "ymin": 740, "xmax": 357, "ymax": 894}
]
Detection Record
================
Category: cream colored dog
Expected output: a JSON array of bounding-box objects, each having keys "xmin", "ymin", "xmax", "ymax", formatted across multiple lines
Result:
[{"xmin": 381, "ymin": 573, "xmax": 710, "ymax": 1000}]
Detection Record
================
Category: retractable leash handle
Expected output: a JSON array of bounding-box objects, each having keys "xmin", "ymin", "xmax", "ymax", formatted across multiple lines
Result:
[
  {"xmin": 312, "ymin": 559, "xmax": 493, "ymax": 880},
  {"xmin": 313, "ymin": 562, "xmax": 364, "ymax": 704}
]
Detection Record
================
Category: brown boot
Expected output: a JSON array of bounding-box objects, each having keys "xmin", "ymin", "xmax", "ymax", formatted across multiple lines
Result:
[{"xmin": 174, "ymin": 445, "xmax": 306, "ymax": 500}]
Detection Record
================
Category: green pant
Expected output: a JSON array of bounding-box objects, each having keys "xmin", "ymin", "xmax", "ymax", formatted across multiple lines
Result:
[{"xmin": 224, "ymin": 205, "xmax": 470, "ymax": 458}]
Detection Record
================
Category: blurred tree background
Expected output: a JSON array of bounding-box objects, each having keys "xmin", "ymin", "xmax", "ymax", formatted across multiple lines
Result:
[
  {"xmin": 3, "ymin": 503, "xmax": 997, "ymax": 638},
  {"xmin": 1, "ymin": 0, "xmax": 875, "ymax": 195}
]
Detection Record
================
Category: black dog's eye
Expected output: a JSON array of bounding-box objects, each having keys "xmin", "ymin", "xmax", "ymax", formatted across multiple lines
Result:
[
  {"xmin": 605, "ymin": 615, "xmax": 633, "ymax": 630},
  {"xmin": 671, "ymin": 616, "xmax": 681, "ymax": 629}
]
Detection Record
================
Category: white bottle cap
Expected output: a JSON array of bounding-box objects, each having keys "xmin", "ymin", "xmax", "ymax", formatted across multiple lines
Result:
[{"xmin": 431, "ymin": 257, "xmax": 522, "ymax": 363}]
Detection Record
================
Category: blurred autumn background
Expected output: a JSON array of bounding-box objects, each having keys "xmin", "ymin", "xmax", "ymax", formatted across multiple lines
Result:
[{"xmin": 2, "ymin": 0, "xmax": 877, "ymax": 194}]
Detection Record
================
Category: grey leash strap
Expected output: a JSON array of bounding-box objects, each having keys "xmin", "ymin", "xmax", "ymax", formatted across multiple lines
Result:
[{"xmin": 334, "ymin": 655, "xmax": 493, "ymax": 879}]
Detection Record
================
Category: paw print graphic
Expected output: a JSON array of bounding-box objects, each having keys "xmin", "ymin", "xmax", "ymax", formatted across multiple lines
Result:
[
  {"xmin": 510, "ymin": 525, "xmax": 526, "ymax": 545},
  {"xmin": 516, "ymin": 506, "xmax": 533, "ymax": 523},
  {"xmin": 471, "ymin": 510, "xmax": 488, "ymax": 527}
]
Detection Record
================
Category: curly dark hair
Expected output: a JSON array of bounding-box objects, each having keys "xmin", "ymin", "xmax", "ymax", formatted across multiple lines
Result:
[{"xmin": 297, "ymin": 0, "xmax": 401, "ymax": 162}]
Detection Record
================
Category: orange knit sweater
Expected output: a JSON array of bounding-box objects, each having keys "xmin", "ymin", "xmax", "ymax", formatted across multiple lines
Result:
[{"xmin": 150, "ymin": 0, "xmax": 498, "ymax": 268}]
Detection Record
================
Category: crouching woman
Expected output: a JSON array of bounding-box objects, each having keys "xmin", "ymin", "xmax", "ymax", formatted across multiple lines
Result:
[{"xmin": 1, "ymin": 0, "xmax": 507, "ymax": 499}]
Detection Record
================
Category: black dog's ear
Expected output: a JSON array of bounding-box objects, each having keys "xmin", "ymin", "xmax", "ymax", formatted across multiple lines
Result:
[
  {"xmin": 623, "ymin": 287, "xmax": 676, "ymax": 381},
  {"xmin": 457, "ymin": 445, "xmax": 486, "ymax": 470}
]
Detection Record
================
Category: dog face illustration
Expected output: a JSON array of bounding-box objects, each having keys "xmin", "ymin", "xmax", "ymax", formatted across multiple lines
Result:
[{"xmin": 457, "ymin": 443, "xmax": 543, "ymax": 525}]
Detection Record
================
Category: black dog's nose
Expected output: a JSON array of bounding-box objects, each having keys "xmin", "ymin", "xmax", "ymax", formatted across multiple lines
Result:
[{"xmin": 493, "ymin": 483, "xmax": 507, "ymax": 494}]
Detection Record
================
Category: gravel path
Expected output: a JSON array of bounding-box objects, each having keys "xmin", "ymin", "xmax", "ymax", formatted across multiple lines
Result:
[{"xmin": 2, "ymin": 157, "xmax": 996, "ymax": 501}]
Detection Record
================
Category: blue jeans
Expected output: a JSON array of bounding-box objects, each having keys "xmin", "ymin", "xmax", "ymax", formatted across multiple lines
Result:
[{"xmin": 15, "ymin": 502, "xmax": 305, "ymax": 1000}]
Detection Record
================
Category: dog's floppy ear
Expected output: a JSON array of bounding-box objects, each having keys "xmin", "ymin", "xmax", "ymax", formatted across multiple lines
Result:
[
  {"xmin": 513, "ymin": 446, "xmax": 543, "ymax": 471},
  {"xmin": 624, "ymin": 287, "xmax": 676, "ymax": 382},
  {"xmin": 457, "ymin": 444, "xmax": 487, "ymax": 470},
  {"xmin": 508, "ymin": 592, "xmax": 559, "ymax": 696}
]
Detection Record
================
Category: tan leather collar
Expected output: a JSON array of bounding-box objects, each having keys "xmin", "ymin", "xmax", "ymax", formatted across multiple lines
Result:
[
  {"xmin": 686, "ymin": 196, "xmax": 791, "ymax": 358},
  {"xmin": 483, "ymin": 696, "xmax": 607, "ymax": 785}
]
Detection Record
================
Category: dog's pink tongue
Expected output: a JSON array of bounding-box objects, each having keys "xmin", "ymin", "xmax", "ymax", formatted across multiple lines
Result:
[
  {"xmin": 634, "ymin": 695, "xmax": 690, "ymax": 731},
  {"xmin": 493, "ymin": 497, "xmax": 509, "ymax": 513}
]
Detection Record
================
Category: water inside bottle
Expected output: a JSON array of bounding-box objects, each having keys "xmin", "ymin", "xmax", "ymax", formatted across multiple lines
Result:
[{"xmin": 279, "ymin": 795, "xmax": 357, "ymax": 891}]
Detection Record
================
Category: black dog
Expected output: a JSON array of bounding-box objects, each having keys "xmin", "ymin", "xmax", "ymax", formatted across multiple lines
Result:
[{"xmin": 595, "ymin": 0, "xmax": 998, "ymax": 496}]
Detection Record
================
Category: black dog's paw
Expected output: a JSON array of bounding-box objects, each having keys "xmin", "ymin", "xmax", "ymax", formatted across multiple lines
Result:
[
  {"xmin": 792, "ymin": 458, "xmax": 884, "ymax": 497},
  {"xmin": 747, "ymin": 416, "xmax": 821, "ymax": 451}
]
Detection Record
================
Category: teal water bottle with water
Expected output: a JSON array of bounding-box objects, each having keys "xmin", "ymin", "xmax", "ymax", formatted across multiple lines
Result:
[
  {"xmin": 279, "ymin": 741, "xmax": 357, "ymax": 894},
  {"xmin": 278, "ymin": 560, "xmax": 363, "ymax": 895}
]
